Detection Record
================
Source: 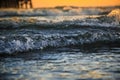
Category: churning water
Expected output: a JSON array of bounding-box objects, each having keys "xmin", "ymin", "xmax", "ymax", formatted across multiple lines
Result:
[{"xmin": 0, "ymin": 7, "xmax": 120, "ymax": 80}]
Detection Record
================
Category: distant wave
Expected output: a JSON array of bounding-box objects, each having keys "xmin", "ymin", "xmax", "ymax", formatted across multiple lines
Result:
[
  {"xmin": 0, "ymin": 11, "xmax": 120, "ymax": 29},
  {"xmin": 0, "ymin": 6, "xmax": 118, "ymax": 17}
]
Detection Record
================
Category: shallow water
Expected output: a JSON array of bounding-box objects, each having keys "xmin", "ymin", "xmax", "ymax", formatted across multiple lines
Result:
[{"xmin": 0, "ymin": 47, "xmax": 120, "ymax": 80}]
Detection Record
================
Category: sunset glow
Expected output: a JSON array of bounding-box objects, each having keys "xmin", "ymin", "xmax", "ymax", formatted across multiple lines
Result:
[{"xmin": 32, "ymin": 0, "xmax": 120, "ymax": 8}]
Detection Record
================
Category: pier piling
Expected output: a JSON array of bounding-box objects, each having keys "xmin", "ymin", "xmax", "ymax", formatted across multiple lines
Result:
[{"xmin": 0, "ymin": 0, "xmax": 33, "ymax": 8}]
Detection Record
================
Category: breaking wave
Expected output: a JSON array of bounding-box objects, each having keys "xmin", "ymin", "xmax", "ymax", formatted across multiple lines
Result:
[
  {"xmin": 0, "ymin": 9, "xmax": 120, "ymax": 29},
  {"xmin": 0, "ymin": 16, "xmax": 119, "ymax": 29},
  {"xmin": 0, "ymin": 28, "xmax": 120, "ymax": 54}
]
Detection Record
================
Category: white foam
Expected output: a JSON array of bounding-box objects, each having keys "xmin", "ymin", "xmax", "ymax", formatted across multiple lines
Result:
[{"xmin": 107, "ymin": 9, "xmax": 120, "ymax": 25}]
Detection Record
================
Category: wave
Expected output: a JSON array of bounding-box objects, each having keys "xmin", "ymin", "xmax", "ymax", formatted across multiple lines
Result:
[
  {"xmin": 0, "ymin": 28, "xmax": 120, "ymax": 54},
  {"xmin": 107, "ymin": 9, "xmax": 120, "ymax": 24},
  {"xmin": 0, "ymin": 15, "xmax": 120, "ymax": 30},
  {"xmin": 0, "ymin": 8, "xmax": 120, "ymax": 54},
  {"xmin": 0, "ymin": 6, "xmax": 118, "ymax": 17},
  {"xmin": 0, "ymin": 9, "xmax": 120, "ymax": 29}
]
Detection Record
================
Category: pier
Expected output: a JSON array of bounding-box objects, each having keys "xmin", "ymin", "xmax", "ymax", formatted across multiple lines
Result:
[{"xmin": 0, "ymin": 0, "xmax": 33, "ymax": 8}]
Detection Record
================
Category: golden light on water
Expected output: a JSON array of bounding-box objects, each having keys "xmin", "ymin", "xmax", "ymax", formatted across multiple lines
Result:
[{"xmin": 32, "ymin": 0, "xmax": 120, "ymax": 8}]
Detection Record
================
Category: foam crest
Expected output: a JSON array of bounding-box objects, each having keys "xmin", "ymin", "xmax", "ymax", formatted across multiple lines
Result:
[{"xmin": 0, "ymin": 29, "xmax": 120, "ymax": 54}]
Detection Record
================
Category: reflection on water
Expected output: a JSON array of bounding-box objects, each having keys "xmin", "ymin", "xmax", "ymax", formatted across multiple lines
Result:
[{"xmin": 0, "ymin": 47, "xmax": 120, "ymax": 80}]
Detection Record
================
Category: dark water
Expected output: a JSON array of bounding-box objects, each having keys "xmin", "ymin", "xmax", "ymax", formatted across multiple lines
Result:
[{"xmin": 0, "ymin": 9, "xmax": 120, "ymax": 80}]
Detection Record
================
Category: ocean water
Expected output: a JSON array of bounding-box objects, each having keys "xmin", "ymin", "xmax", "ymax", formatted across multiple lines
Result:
[{"xmin": 0, "ymin": 7, "xmax": 120, "ymax": 80}]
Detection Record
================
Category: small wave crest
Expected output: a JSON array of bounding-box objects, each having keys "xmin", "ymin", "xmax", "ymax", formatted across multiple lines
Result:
[{"xmin": 0, "ymin": 6, "xmax": 113, "ymax": 17}]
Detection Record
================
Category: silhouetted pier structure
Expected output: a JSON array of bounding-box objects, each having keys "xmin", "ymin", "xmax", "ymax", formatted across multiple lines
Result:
[{"xmin": 0, "ymin": 0, "xmax": 33, "ymax": 8}]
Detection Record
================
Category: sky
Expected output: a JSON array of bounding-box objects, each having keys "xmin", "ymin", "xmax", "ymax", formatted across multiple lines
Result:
[{"xmin": 32, "ymin": 0, "xmax": 120, "ymax": 8}]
